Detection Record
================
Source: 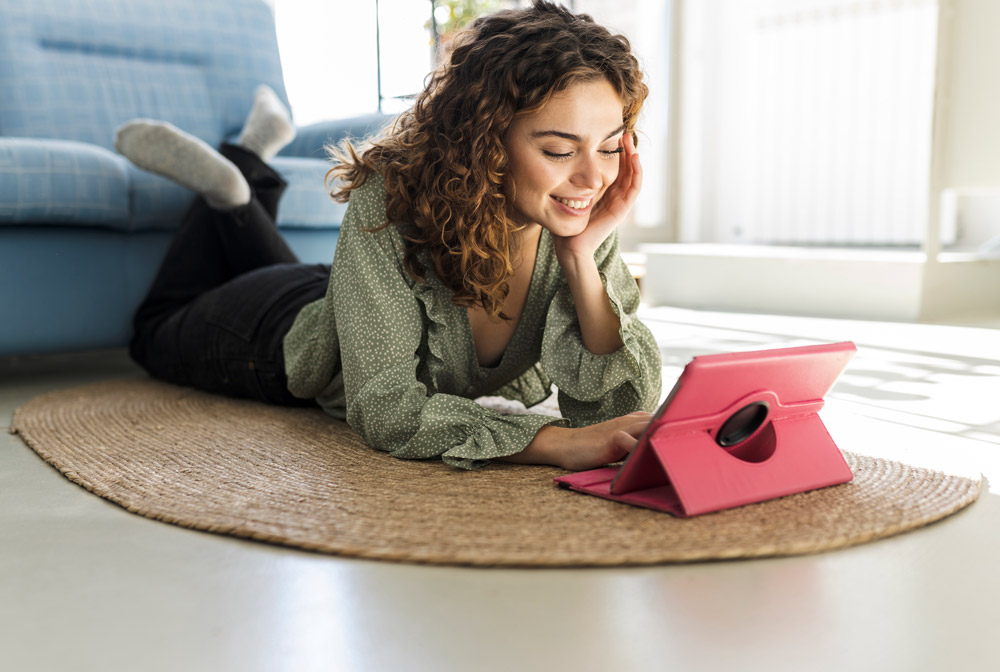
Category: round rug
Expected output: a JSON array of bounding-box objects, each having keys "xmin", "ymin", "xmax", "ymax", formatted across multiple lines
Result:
[{"xmin": 10, "ymin": 378, "xmax": 982, "ymax": 567}]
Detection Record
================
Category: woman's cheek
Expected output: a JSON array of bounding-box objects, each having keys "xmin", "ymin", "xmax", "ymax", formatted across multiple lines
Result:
[{"xmin": 605, "ymin": 161, "xmax": 621, "ymax": 185}]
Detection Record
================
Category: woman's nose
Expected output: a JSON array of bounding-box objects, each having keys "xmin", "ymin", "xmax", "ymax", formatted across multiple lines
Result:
[{"xmin": 571, "ymin": 155, "xmax": 604, "ymax": 190}]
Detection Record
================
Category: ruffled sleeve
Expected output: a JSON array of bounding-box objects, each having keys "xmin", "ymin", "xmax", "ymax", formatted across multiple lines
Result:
[
  {"xmin": 539, "ymin": 229, "xmax": 662, "ymax": 427},
  {"xmin": 287, "ymin": 176, "xmax": 564, "ymax": 469}
]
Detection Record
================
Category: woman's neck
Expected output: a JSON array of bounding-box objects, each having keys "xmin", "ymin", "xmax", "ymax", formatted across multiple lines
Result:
[
  {"xmin": 466, "ymin": 222, "xmax": 543, "ymax": 367},
  {"xmin": 513, "ymin": 223, "xmax": 543, "ymax": 267}
]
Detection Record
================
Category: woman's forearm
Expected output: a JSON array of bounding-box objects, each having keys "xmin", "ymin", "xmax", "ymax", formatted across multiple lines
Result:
[
  {"xmin": 498, "ymin": 412, "xmax": 653, "ymax": 470},
  {"xmin": 559, "ymin": 252, "xmax": 624, "ymax": 355},
  {"xmin": 497, "ymin": 424, "xmax": 567, "ymax": 466}
]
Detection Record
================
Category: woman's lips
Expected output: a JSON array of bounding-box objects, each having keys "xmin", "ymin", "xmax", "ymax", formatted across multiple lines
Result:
[{"xmin": 551, "ymin": 195, "xmax": 594, "ymax": 214}]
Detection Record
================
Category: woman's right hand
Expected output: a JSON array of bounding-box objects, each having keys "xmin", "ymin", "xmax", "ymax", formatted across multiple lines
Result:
[{"xmin": 501, "ymin": 412, "xmax": 653, "ymax": 471}]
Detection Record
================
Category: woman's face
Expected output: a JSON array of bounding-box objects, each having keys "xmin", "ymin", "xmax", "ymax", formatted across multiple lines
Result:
[{"xmin": 504, "ymin": 78, "xmax": 625, "ymax": 237}]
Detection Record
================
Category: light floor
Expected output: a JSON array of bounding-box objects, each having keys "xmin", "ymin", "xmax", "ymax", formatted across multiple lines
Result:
[{"xmin": 2, "ymin": 306, "xmax": 998, "ymax": 672}]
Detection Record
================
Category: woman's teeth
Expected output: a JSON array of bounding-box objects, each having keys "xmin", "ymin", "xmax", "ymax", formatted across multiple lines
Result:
[{"xmin": 555, "ymin": 197, "xmax": 590, "ymax": 210}]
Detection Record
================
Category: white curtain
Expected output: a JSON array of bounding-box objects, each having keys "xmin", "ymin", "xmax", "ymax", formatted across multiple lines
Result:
[{"xmin": 678, "ymin": 0, "xmax": 940, "ymax": 246}]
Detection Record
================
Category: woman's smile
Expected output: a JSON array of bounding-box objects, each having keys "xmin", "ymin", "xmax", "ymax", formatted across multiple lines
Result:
[{"xmin": 551, "ymin": 195, "xmax": 594, "ymax": 213}]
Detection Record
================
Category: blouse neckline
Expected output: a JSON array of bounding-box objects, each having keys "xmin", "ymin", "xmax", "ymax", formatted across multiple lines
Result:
[{"xmin": 461, "ymin": 228, "xmax": 550, "ymax": 374}]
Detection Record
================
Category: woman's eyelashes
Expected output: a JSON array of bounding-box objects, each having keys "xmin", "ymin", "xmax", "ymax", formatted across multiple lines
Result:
[{"xmin": 541, "ymin": 147, "xmax": 624, "ymax": 161}]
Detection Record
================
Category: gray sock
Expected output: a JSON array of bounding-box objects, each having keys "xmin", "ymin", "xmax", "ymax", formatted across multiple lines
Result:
[
  {"xmin": 114, "ymin": 120, "xmax": 250, "ymax": 210},
  {"xmin": 236, "ymin": 85, "xmax": 296, "ymax": 162}
]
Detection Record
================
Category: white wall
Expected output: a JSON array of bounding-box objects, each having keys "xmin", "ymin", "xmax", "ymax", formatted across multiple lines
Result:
[
  {"xmin": 917, "ymin": 0, "xmax": 1000, "ymax": 322},
  {"xmin": 938, "ymin": 0, "xmax": 1000, "ymax": 190}
]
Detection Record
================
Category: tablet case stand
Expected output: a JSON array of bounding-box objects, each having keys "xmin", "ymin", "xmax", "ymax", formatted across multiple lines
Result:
[{"xmin": 554, "ymin": 342, "xmax": 856, "ymax": 517}]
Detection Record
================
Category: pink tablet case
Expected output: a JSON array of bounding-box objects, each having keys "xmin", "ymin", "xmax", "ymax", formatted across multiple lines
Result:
[{"xmin": 554, "ymin": 342, "xmax": 857, "ymax": 517}]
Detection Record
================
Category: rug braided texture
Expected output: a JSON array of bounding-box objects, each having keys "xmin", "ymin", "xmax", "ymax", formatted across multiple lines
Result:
[{"xmin": 10, "ymin": 378, "xmax": 982, "ymax": 567}]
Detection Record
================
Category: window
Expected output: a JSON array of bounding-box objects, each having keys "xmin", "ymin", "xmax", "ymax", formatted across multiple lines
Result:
[
  {"xmin": 274, "ymin": 0, "xmax": 433, "ymax": 123},
  {"xmin": 676, "ymin": 0, "xmax": 940, "ymax": 246}
]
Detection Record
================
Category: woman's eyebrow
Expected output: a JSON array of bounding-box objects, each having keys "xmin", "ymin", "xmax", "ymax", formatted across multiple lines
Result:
[{"xmin": 529, "ymin": 124, "xmax": 626, "ymax": 142}]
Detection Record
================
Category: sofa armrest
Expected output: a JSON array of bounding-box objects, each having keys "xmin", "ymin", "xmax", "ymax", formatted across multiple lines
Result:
[
  {"xmin": 0, "ymin": 138, "xmax": 131, "ymax": 227},
  {"xmin": 278, "ymin": 113, "xmax": 396, "ymax": 159}
]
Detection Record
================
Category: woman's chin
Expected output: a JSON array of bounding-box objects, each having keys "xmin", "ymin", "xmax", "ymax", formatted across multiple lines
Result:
[{"xmin": 541, "ymin": 215, "xmax": 590, "ymax": 238}]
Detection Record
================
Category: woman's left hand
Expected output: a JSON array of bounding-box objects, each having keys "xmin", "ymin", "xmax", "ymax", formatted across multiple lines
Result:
[{"xmin": 552, "ymin": 131, "xmax": 643, "ymax": 262}]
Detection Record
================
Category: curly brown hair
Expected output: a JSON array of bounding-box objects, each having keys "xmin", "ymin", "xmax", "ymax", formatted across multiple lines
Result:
[{"xmin": 327, "ymin": 0, "xmax": 648, "ymax": 319}]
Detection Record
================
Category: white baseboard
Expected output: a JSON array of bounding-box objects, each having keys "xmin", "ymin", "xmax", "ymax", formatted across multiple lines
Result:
[{"xmin": 638, "ymin": 244, "xmax": 1000, "ymax": 323}]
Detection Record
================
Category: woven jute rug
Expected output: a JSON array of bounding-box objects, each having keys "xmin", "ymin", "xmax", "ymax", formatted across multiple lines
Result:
[{"xmin": 10, "ymin": 378, "xmax": 982, "ymax": 567}]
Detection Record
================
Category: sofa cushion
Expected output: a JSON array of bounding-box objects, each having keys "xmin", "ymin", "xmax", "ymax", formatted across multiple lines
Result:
[
  {"xmin": 0, "ymin": 137, "xmax": 343, "ymax": 231},
  {"xmin": 124, "ymin": 155, "xmax": 341, "ymax": 232},
  {"xmin": 279, "ymin": 114, "xmax": 396, "ymax": 159},
  {"xmin": 270, "ymin": 156, "xmax": 347, "ymax": 230},
  {"xmin": 0, "ymin": 138, "xmax": 130, "ymax": 227}
]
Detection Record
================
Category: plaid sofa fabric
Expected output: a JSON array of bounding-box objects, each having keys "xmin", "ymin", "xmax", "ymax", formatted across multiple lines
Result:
[
  {"xmin": 0, "ymin": 0, "xmax": 340, "ymax": 232},
  {"xmin": 0, "ymin": 0, "xmax": 287, "ymax": 150},
  {"xmin": 0, "ymin": 138, "xmax": 130, "ymax": 226}
]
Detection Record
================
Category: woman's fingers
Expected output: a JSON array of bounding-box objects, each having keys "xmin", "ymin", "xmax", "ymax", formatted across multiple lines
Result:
[
  {"xmin": 619, "ymin": 132, "xmax": 642, "ymax": 204},
  {"xmin": 613, "ymin": 430, "xmax": 640, "ymax": 453},
  {"xmin": 625, "ymin": 419, "xmax": 652, "ymax": 437},
  {"xmin": 627, "ymin": 144, "xmax": 642, "ymax": 201},
  {"xmin": 610, "ymin": 411, "xmax": 653, "ymax": 453},
  {"xmin": 600, "ymin": 133, "xmax": 642, "ymax": 219},
  {"xmin": 616, "ymin": 133, "xmax": 632, "ymax": 191},
  {"xmin": 613, "ymin": 431, "xmax": 632, "ymax": 453},
  {"xmin": 612, "ymin": 415, "xmax": 653, "ymax": 448},
  {"xmin": 611, "ymin": 133, "xmax": 637, "ymax": 197}
]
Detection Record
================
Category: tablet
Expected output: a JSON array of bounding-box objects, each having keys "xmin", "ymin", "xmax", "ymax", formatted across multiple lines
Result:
[{"xmin": 555, "ymin": 341, "xmax": 857, "ymax": 516}]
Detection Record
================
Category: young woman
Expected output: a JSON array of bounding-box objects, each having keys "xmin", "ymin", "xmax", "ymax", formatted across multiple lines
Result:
[{"xmin": 120, "ymin": 0, "xmax": 662, "ymax": 472}]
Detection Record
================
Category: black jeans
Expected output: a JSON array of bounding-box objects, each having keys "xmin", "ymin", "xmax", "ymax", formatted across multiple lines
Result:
[{"xmin": 130, "ymin": 144, "xmax": 329, "ymax": 406}]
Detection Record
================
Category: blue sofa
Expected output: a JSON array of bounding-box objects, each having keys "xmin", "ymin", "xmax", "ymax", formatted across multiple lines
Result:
[{"xmin": 0, "ymin": 0, "xmax": 391, "ymax": 357}]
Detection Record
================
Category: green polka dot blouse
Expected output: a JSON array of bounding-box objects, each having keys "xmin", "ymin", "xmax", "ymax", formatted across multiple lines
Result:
[{"xmin": 283, "ymin": 174, "xmax": 662, "ymax": 469}]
